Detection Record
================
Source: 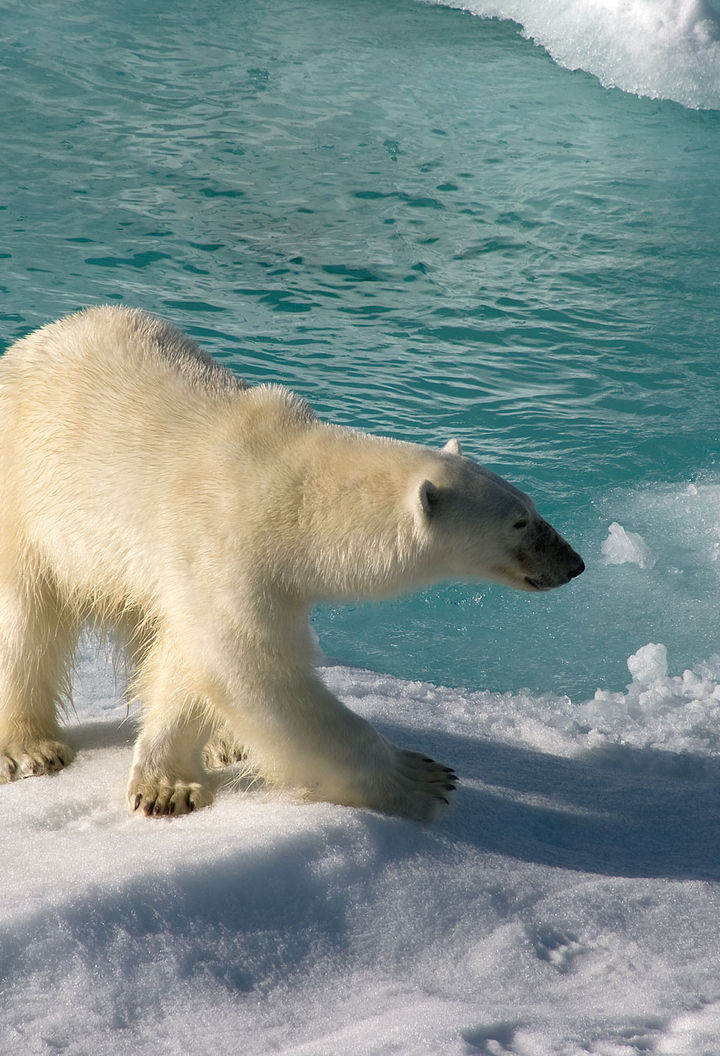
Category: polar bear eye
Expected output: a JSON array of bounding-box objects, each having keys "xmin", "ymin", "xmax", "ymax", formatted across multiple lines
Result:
[{"xmin": 513, "ymin": 518, "xmax": 529, "ymax": 531}]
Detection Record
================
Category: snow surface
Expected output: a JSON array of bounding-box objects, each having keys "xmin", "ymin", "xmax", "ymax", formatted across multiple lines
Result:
[{"xmin": 3, "ymin": 637, "xmax": 720, "ymax": 1055}]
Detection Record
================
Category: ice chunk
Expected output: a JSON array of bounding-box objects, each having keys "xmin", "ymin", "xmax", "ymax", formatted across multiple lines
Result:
[
  {"xmin": 627, "ymin": 642, "xmax": 668, "ymax": 685},
  {"xmin": 601, "ymin": 522, "xmax": 657, "ymax": 569}
]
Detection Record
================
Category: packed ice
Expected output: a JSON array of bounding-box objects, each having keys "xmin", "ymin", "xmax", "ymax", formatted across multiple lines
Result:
[{"xmin": 430, "ymin": 0, "xmax": 720, "ymax": 108}]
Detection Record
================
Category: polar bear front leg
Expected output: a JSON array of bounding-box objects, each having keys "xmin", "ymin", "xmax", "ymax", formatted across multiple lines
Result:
[
  {"xmin": 127, "ymin": 642, "xmax": 215, "ymax": 817},
  {"xmin": 309, "ymin": 738, "xmax": 458, "ymax": 823},
  {"xmin": 127, "ymin": 720, "xmax": 215, "ymax": 817},
  {"xmin": 244, "ymin": 671, "xmax": 457, "ymax": 822}
]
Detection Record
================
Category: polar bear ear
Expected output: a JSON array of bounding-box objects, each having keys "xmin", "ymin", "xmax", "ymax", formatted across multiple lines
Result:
[
  {"xmin": 442, "ymin": 438, "xmax": 462, "ymax": 456},
  {"xmin": 419, "ymin": 480, "xmax": 440, "ymax": 517}
]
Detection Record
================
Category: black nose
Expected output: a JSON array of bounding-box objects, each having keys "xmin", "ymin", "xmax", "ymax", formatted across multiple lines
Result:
[{"xmin": 569, "ymin": 558, "xmax": 585, "ymax": 580}]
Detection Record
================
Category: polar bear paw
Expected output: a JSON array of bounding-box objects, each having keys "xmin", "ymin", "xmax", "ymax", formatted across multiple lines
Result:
[
  {"xmin": 310, "ymin": 745, "xmax": 457, "ymax": 822},
  {"xmin": 128, "ymin": 776, "xmax": 215, "ymax": 817},
  {"xmin": 379, "ymin": 748, "xmax": 457, "ymax": 822},
  {"xmin": 203, "ymin": 733, "xmax": 247, "ymax": 770},
  {"xmin": 0, "ymin": 739, "xmax": 75, "ymax": 782}
]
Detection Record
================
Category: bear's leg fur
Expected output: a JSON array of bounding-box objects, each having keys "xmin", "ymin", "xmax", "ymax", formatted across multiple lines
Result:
[
  {"xmin": 0, "ymin": 565, "xmax": 77, "ymax": 782},
  {"xmin": 127, "ymin": 635, "xmax": 216, "ymax": 816},
  {"xmin": 227, "ymin": 661, "xmax": 456, "ymax": 822},
  {"xmin": 202, "ymin": 723, "xmax": 247, "ymax": 770}
]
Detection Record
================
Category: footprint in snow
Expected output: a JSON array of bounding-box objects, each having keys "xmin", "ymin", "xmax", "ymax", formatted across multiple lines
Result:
[{"xmin": 527, "ymin": 923, "xmax": 588, "ymax": 974}]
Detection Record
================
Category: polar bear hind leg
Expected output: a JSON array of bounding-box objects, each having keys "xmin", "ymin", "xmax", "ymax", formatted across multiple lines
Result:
[
  {"xmin": 202, "ymin": 721, "xmax": 247, "ymax": 770},
  {"xmin": 0, "ymin": 562, "xmax": 77, "ymax": 782}
]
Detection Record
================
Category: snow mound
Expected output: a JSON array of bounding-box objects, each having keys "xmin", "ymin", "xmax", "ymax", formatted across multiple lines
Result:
[{"xmin": 3, "ymin": 644, "xmax": 720, "ymax": 1054}]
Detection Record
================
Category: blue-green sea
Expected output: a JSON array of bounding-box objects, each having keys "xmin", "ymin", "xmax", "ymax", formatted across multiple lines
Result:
[{"xmin": 3, "ymin": 0, "xmax": 719, "ymax": 699}]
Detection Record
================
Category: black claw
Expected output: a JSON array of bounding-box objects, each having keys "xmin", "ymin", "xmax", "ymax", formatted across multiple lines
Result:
[
  {"xmin": 445, "ymin": 784, "xmax": 456, "ymax": 792},
  {"xmin": 133, "ymin": 794, "xmax": 142, "ymax": 811}
]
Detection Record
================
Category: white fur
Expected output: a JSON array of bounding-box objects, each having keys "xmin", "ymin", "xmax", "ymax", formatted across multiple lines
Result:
[{"xmin": 0, "ymin": 307, "xmax": 583, "ymax": 820}]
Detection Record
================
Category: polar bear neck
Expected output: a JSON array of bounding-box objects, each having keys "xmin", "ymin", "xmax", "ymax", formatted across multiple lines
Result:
[
  {"xmin": 221, "ymin": 390, "xmax": 432, "ymax": 608},
  {"xmin": 229, "ymin": 402, "xmax": 435, "ymax": 603}
]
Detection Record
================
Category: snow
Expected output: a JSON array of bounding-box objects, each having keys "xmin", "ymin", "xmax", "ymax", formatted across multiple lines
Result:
[{"xmin": 3, "ymin": 641, "xmax": 720, "ymax": 1055}]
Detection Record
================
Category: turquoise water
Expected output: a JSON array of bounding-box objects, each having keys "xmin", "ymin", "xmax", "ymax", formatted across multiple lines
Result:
[{"xmin": 2, "ymin": 0, "xmax": 719, "ymax": 698}]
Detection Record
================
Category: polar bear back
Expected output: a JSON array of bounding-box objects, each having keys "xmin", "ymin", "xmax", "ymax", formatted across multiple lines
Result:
[
  {"xmin": 2, "ymin": 305, "xmax": 239, "ymax": 393},
  {"xmin": 0, "ymin": 307, "xmax": 312, "ymax": 616}
]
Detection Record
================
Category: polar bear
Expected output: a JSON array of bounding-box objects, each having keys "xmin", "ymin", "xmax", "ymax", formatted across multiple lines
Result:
[{"xmin": 0, "ymin": 307, "xmax": 584, "ymax": 821}]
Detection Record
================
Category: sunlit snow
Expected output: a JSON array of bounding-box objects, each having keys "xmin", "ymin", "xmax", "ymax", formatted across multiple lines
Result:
[{"xmin": 3, "ymin": 639, "xmax": 720, "ymax": 1055}]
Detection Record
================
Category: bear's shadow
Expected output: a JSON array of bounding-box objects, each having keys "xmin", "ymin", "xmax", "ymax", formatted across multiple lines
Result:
[
  {"xmin": 374, "ymin": 716, "xmax": 720, "ymax": 884},
  {"xmin": 67, "ymin": 717, "xmax": 137, "ymax": 753}
]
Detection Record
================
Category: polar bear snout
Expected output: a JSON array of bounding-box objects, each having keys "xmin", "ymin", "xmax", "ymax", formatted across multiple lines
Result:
[
  {"xmin": 517, "ymin": 519, "xmax": 585, "ymax": 591},
  {"xmin": 523, "ymin": 555, "xmax": 585, "ymax": 591},
  {"xmin": 568, "ymin": 554, "xmax": 586, "ymax": 580}
]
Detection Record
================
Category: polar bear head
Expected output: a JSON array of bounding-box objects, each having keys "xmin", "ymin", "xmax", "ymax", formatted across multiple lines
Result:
[{"xmin": 414, "ymin": 439, "xmax": 584, "ymax": 592}]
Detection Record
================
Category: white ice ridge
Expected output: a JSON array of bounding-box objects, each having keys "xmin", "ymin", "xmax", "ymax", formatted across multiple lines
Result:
[
  {"xmin": 428, "ymin": 0, "xmax": 720, "ymax": 109},
  {"xmin": 581, "ymin": 643, "xmax": 720, "ymax": 760},
  {"xmin": 601, "ymin": 520, "xmax": 657, "ymax": 568}
]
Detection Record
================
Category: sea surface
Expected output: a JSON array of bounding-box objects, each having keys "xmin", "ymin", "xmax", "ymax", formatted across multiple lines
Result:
[{"xmin": 2, "ymin": 0, "xmax": 719, "ymax": 699}]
